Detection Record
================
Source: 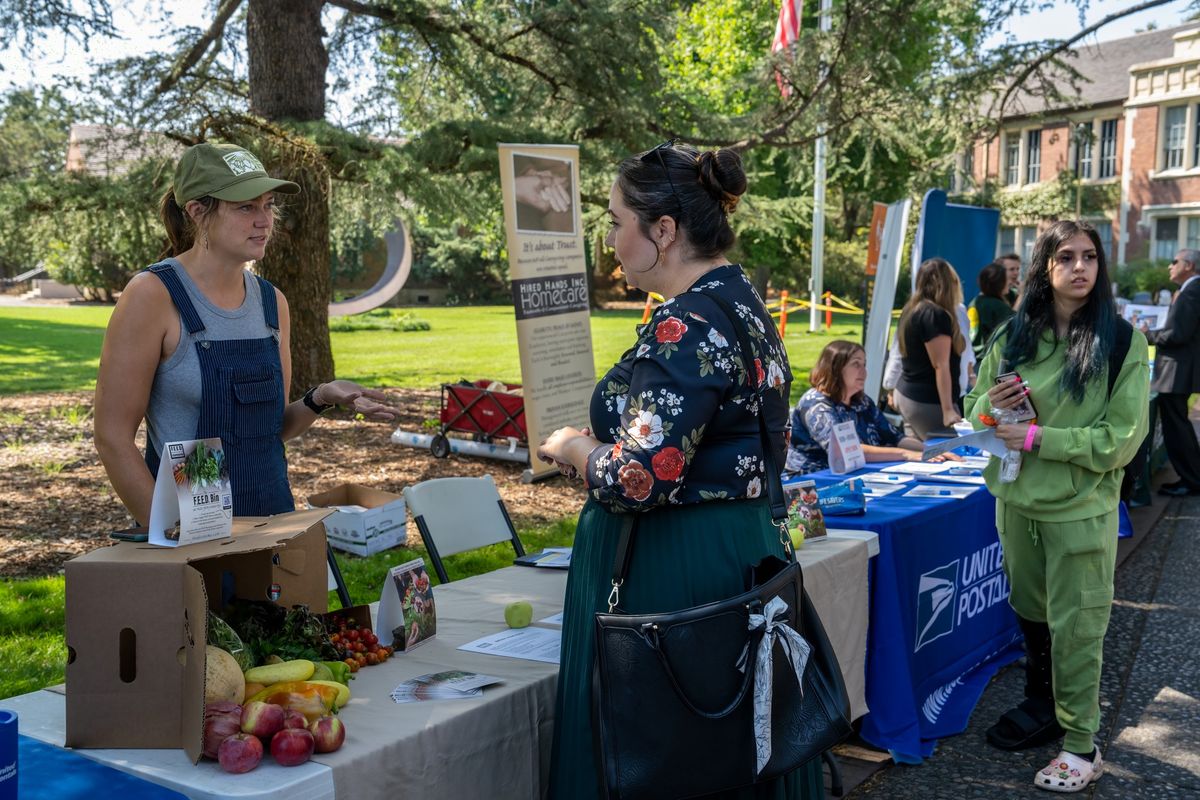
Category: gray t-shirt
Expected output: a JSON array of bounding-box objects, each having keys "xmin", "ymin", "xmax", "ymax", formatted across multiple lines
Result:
[{"xmin": 144, "ymin": 260, "xmax": 275, "ymax": 463}]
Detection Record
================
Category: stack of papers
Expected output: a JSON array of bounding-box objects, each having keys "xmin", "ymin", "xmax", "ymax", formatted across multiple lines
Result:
[
  {"xmin": 514, "ymin": 547, "xmax": 572, "ymax": 569},
  {"xmin": 904, "ymin": 484, "xmax": 977, "ymax": 500},
  {"xmin": 390, "ymin": 670, "xmax": 504, "ymax": 704}
]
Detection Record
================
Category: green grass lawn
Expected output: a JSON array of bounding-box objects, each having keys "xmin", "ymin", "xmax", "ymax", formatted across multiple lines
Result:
[
  {"xmin": 0, "ymin": 301, "xmax": 864, "ymax": 698},
  {"xmin": 0, "ymin": 303, "xmax": 863, "ymax": 398}
]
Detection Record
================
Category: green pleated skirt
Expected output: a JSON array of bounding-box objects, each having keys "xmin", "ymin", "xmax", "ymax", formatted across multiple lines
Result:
[{"xmin": 547, "ymin": 497, "xmax": 825, "ymax": 800}]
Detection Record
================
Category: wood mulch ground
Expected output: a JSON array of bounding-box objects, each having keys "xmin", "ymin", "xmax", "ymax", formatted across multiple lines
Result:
[{"xmin": 0, "ymin": 388, "xmax": 587, "ymax": 579}]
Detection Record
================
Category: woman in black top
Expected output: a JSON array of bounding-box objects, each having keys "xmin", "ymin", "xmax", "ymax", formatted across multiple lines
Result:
[
  {"xmin": 970, "ymin": 261, "xmax": 1016, "ymax": 359},
  {"xmin": 894, "ymin": 257, "xmax": 967, "ymax": 439}
]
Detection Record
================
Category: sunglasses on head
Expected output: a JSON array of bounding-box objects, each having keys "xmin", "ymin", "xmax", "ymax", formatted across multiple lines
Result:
[{"xmin": 640, "ymin": 138, "xmax": 682, "ymax": 211}]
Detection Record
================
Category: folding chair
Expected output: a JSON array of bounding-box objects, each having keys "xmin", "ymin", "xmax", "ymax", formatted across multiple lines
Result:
[{"xmin": 402, "ymin": 475, "xmax": 526, "ymax": 584}]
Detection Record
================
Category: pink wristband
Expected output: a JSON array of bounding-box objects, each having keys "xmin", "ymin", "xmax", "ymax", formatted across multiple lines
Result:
[{"xmin": 1023, "ymin": 424, "xmax": 1039, "ymax": 452}]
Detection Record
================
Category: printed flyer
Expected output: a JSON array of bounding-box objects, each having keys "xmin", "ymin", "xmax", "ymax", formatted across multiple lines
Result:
[
  {"xmin": 148, "ymin": 438, "xmax": 233, "ymax": 547},
  {"xmin": 377, "ymin": 557, "xmax": 437, "ymax": 651}
]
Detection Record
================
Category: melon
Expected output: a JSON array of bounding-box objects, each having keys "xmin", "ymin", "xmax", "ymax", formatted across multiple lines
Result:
[{"xmin": 205, "ymin": 645, "xmax": 246, "ymax": 705}]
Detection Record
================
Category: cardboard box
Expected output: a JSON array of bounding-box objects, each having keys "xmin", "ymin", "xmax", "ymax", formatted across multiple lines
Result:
[
  {"xmin": 308, "ymin": 484, "xmax": 407, "ymax": 557},
  {"xmin": 64, "ymin": 509, "xmax": 331, "ymax": 763}
]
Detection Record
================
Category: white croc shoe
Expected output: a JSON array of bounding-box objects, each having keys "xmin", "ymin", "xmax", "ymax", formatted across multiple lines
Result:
[{"xmin": 1034, "ymin": 749, "xmax": 1103, "ymax": 793}]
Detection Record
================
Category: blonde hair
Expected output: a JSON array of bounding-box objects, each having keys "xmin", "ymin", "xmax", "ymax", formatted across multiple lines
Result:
[{"xmin": 897, "ymin": 258, "xmax": 965, "ymax": 357}]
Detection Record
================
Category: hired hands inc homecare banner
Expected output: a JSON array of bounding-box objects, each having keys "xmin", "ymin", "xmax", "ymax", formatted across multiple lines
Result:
[{"xmin": 498, "ymin": 143, "xmax": 596, "ymax": 480}]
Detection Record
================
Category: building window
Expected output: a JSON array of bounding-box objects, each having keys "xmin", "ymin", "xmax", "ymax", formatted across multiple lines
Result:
[
  {"xmin": 998, "ymin": 227, "xmax": 1036, "ymax": 265},
  {"xmin": 1075, "ymin": 129, "xmax": 1093, "ymax": 179},
  {"xmin": 1187, "ymin": 218, "xmax": 1200, "ymax": 251},
  {"xmin": 1098, "ymin": 120, "xmax": 1117, "ymax": 178},
  {"xmin": 1164, "ymin": 106, "xmax": 1187, "ymax": 169},
  {"xmin": 1026, "ymin": 130, "xmax": 1041, "ymax": 183},
  {"xmin": 1005, "ymin": 135, "xmax": 1020, "ymax": 186},
  {"xmin": 962, "ymin": 147, "xmax": 974, "ymax": 188},
  {"xmin": 999, "ymin": 227, "xmax": 1016, "ymax": 256},
  {"xmin": 1091, "ymin": 220, "xmax": 1113, "ymax": 262},
  {"xmin": 1156, "ymin": 218, "xmax": 1179, "ymax": 260}
]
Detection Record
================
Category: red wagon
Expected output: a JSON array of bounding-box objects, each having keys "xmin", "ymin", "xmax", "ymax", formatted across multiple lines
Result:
[{"xmin": 431, "ymin": 380, "xmax": 527, "ymax": 458}]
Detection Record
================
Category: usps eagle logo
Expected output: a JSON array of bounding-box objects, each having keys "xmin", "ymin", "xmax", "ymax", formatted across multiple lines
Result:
[
  {"xmin": 914, "ymin": 560, "xmax": 958, "ymax": 652},
  {"xmin": 223, "ymin": 150, "xmax": 265, "ymax": 175}
]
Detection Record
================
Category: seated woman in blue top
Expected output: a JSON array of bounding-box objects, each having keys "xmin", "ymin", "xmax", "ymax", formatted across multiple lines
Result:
[{"xmin": 784, "ymin": 340, "xmax": 936, "ymax": 476}]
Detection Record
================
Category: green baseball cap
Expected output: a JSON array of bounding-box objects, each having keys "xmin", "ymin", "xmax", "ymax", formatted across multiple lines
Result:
[{"xmin": 173, "ymin": 142, "xmax": 301, "ymax": 205}]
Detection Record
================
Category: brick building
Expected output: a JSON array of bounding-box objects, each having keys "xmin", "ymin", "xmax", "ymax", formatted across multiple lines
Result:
[{"xmin": 952, "ymin": 23, "xmax": 1200, "ymax": 266}]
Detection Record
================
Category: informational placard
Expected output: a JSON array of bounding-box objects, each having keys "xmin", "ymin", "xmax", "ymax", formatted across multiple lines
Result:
[
  {"xmin": 498, "ymin": 143, "xmax": 596, "ymax": 481},
  {"xmin": 829, "ymin": 421, "xmax": 866, "ymax": 474},
  {"xmin": 1121, "ymin": 303, "xmax": 1165, "ymax": 331},
  {"xmin": 376, "ymin": 557, "xmax": 436, "ymax": 650},
  {"xmin": 148, "ymin": 438, "xmax": 232, "ymax": 547}
]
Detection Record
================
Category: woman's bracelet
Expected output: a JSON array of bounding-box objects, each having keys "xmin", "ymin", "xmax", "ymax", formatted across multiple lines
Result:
[{"xmin": 1022, "ymin": 424, "xmax": 1039, "ymax": 452}]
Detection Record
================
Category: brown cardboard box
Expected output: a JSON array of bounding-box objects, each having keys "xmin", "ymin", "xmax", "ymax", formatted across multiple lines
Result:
[
  {"xmin": 64, "ymin": 508, "xmax": 331, "ymax": 763},
  {"xmin": 307, "ymin": 483, "xmax": 407, "ymax": 557}
]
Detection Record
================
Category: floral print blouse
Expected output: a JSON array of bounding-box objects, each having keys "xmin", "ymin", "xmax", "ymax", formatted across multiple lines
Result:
[
  {"xmin": 783, "ymin": 388, "xmax": 902, "ymax": 476},
  {"xmin": 585, "ymin": 264, "xmax": 793, "ymax": 512}
]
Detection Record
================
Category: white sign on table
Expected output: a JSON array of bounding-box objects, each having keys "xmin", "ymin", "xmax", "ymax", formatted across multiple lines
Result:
[
  {"xmin": 148, "ymin": 438, "xmax": 232, "ymax": 547},
  {"xmin": 829, "ymin": 421, "xmax": 866, "ymax": 474},
  {"xmin": 458, "ymin": 626, "xmax": 562, "ymax": 664}
]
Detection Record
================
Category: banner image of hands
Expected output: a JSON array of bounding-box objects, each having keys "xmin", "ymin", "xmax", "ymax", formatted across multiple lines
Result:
[
  {"xmin": 512, "ymin": 154, "xmax": 576, "ymax": 235},
  {"xmin": 499, "ymin": 144, "xmax": 596, "ymax": 480}
]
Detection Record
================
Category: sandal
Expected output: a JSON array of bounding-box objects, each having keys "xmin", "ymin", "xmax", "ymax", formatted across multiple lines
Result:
[
  {"xmin": 1034, "ymin": 749, "xmax": 1103, "ymax": 793},
  {"xmin": 986, "ymin": 698, "xmax": 1064, "ymax": 751}
]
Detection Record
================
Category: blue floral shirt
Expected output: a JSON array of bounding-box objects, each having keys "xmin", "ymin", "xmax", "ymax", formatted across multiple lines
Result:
[
  {"xmin": 585, "ymin": 265, "xmax": 793, "ymax": 512},
  {"xmin": 783, "ymin": 388, "xmax": 902, "ymax": 476}
]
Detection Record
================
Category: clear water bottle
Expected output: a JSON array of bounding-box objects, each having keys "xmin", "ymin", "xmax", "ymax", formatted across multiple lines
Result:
[{"xmin": 994, "ymin": 406, "xmax": 1022, "ymax": 483}]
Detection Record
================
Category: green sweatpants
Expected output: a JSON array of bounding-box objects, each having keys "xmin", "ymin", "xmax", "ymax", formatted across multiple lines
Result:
[{"xmin": 995, "ymin": 499, "xmax": 1117, "ymax": 754}]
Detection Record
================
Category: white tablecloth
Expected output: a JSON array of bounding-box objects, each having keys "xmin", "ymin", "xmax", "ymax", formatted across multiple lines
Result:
[{"xmin": 6, "ymin": 537, "xmax": 869, "ymax": 800}]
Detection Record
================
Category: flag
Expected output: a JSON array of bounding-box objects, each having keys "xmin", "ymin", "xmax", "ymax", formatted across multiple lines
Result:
[{"xmin": 771, "ymin": 0, "xmax": 802, "ymax": 97}]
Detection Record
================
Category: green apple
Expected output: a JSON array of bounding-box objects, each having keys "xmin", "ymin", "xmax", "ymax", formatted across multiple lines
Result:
[
  {"xmin": 789, "ymin": 526, "xmax": 805, "ymax": 550},
  {"xmin": 504, "ymin": 600, "xmax": 533, "ymax": 629}
]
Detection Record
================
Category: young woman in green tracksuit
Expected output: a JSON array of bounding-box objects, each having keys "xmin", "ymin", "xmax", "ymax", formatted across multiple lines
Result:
[{"xmin": 964, "ymin": 220, "xmax": 1149, "ymax": 793}]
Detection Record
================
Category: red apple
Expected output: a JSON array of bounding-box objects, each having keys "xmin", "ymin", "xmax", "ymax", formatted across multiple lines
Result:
[
  {"xmin": 281, "ymin": 709, "xmax": 308, "ymax": 730},
  {"xmin": 217, "ymin": 733, "xmax": 263, "ymax": 774},
  {"xmin": 270, "ymin": 727, "xmax": 315, "ymax": 766},
  {"xmin": 308, "ymin": 716, "xmax": 346, "ymax": 753},
  {"xmin": 240, "ymin": 700, "xmax": 285, "ymax": 739}
]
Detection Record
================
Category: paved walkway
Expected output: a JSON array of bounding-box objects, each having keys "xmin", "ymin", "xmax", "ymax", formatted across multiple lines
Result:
[{"xmin": 842, "ymin": 491, "xmax": 1200, "ymax": 799}]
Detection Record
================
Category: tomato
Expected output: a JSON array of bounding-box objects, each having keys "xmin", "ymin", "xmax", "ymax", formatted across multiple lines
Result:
[
  {"xmin": 363, "ymin": 632, "xmax": 378, "ymax": 647},
  {"xmin": 383, "ymin": 646, "xmax": 394, "ymax": 657},
  {"xmin": 365, "ymin": 652, "xmax": 379, "ymax": 666},
  {"xmin": 343, "ymin": 657, "xmax": 358, "ymax": 673},
  {"xmin": 329, "ymin": 633, "xmax": 340, "ymax": 644},
  {"xmin": 344, "ymin": 630, "xmax": 359, "ymax": 642},
  {"xmin": 355, "ymin": 653, "xmax": 367, "ymax": 665}
]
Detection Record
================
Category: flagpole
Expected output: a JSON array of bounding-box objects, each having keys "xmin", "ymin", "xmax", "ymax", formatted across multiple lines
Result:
[{"xmin": 809, "ymin": 0, "xmax": 832, "ymax": 332}]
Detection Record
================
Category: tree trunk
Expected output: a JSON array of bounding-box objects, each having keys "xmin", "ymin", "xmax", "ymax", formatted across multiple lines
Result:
[{"xmin": 245, "ymin": 0, "xmax": 333, "ymax": 398}]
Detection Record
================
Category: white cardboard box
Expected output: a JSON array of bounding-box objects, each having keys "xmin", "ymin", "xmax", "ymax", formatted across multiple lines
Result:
[{"xmin": 308, "ymin": 483, "xmax": 407, "ymax": 556}]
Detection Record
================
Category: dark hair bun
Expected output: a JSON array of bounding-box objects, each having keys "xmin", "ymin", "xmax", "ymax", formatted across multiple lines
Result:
[{"xmin": 696, "ymin": 149, "xmax": 747, "ymax": 213}]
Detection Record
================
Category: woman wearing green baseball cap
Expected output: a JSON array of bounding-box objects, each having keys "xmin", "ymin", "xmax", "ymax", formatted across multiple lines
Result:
[{"xmin": 94, "ymin": 142, "xmax": 399, "ymax": 523}]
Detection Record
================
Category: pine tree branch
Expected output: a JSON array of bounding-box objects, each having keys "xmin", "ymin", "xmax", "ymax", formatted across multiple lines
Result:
[{"xmin": 154, "ymin": 0, "xmax": 246, "ymax": 97}]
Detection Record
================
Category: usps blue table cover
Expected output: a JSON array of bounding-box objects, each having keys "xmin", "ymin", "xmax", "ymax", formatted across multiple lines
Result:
[
  {"xmin": 17, "ymin": 735, "xmax": 188, "ymax": 800},
  {"xmin": 795, "ymin": 464, "xmax": 1023, "ymax": 762}
]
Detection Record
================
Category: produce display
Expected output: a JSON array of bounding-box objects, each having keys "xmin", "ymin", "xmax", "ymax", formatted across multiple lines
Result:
[
  {"xmin": 202, "ymin": 648, "xmax": 356, "ymax": 773},
  {"xmin": 324, "ymin": 612, "xmax": 393, "ymax": 673}
]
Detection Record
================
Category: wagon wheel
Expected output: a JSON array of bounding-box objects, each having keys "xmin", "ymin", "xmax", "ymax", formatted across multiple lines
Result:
[{"xmin": 430, "ymin": 434, "xmax": 452, "ymax": 459}]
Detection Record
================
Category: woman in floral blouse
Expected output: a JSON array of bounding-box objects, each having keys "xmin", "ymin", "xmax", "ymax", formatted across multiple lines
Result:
[
  {"xmin": 784, "ymin": 340, "xmax": 931, "ymax": 476},
  {"xmin": 537, "ymin": 142, "xmax": 820, "ymax": 799}
]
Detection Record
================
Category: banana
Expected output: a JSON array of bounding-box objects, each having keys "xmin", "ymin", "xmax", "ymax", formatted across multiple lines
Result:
[{"xmin": 243, "ymin": 659, "xmax": 315, "ymax": 684}]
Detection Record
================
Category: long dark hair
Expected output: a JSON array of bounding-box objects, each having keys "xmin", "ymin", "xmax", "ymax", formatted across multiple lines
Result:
[
  {"xmin": 616, "ymin": 142, "xmax": 747, "ymax": 259},
  {"xmin": 1002, "ymin": 220, "xmax": 1115, "ymax": 402}
]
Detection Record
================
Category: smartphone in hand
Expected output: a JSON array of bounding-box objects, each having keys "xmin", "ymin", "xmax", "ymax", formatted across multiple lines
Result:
[{"xmin": 994, "ymin": 371, "xmax": 1038, "ymax": 422}]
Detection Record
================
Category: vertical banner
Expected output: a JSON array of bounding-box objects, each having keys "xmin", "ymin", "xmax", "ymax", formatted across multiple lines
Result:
[
  {"xmin": 860, "ymin": 202, "xmax": 888, "ymax": 342},
  {"xmin": 864, "ymin": 198, "xmax": 911, "ymax": 402},
  {"xmin": 498, "ymin": 144, "xmax": 596, "ymax": 481}
]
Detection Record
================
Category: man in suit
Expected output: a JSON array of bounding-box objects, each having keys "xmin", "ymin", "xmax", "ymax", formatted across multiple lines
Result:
[{"xmin": 1144, "ymin": 248, "xmax": 1200, "ymax": 496}]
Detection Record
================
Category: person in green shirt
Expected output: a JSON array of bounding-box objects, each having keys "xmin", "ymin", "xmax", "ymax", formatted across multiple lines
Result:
[
  {"xmin": 968, "ymin": 261, "xmax": 1015, "ymax": 360},
  {"xmin": 965, "ymin": 221, "xmax": 1148, "ymax": 794}
]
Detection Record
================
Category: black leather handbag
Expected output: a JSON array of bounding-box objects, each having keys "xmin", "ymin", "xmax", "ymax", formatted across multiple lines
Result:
[{"xmin": 591, "ymin": 291, "xmax": 853, "ymax": 800}]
